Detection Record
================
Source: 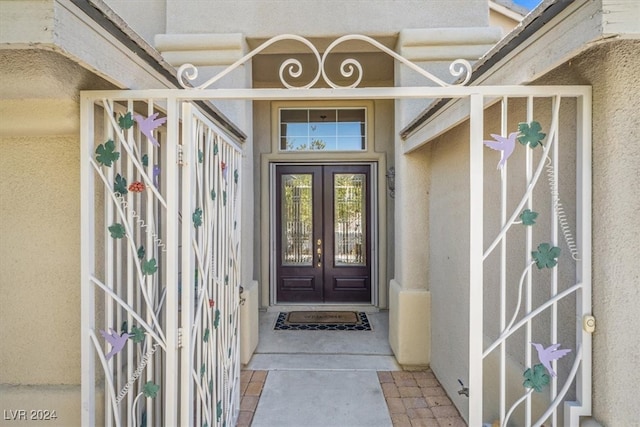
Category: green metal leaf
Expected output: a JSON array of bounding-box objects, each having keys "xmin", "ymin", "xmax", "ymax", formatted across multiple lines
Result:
[
  {"xmin": 143, "ymin": 381, "xmax": 160, "ymax": 398},
  {"xmin": 523, "ymin": 363, "xmax": 550, "ymax": 392},
  {"xmin": 223, "ymin": 190, "xmax": 227, "ymax": 206},
  {"xmin": 192, "ymin": 208, "xmax": 203, "ymax": 228},
  {"xmin": 142, "ymin": 258, "xmax": 158, "ymax": 275},
  {"xmin": 213, "ymin": 143, "xmax": 219, "ymax": 155},
  {"xmin": 120, "ymin": 321, "xmax": 128, "ymax": 335},
  {"xmin": 198, "ymin": 149, "xmax": 203, "ymax": 163},
  {"xmin": 114, "ymin": 173, "xmax": 128, "ymax": 195},
  {"xmin": 518, "ymin": 121, "xmax": 546, "ymax": 148},
  {"xmin": 532, "ymin": 243, "xmax": 561, "ymax": 269},
  {"xmin": 203, "ymin": 328, "xmax": 210, "ymax": 342},
  {"xmin": 118, "ymin": 112, "xmax": 135, "ymax": 130},
  {"xmin": 95, "ymin": 139, "xmax": 120, "ymax": 167},
  {"xmin": 234, "ymin": 169, "xmax": 239, "ymax": 184},
  {"xmin": 224, "ymin": 275, "xmax": 229, "ymax": 285},
  {"xmin": 520, "ymin": 209, "xmax": 539, "ymax": 226},
  {"xmin": 200, "ymin": 363, "xmax": 206, "ymax": 378},
  {"xmin": 130, "ymin": 325, "xmax": 145, "ymax": 343},
  {"xmin": 211, "ymin": 190, "xmax": 216, "ymax": 201},
  {"xmin": 214, "ymin": 309, "xmax": 220, "ymax": 329},
  {"xmin": 216, "ymin": 400, "xmax": 222, "ymax": 421},
  {"xmin": 142, "ymin": 154, "xmax": 149, "ymax": 167},
  {"xmin": 137, "ymin": 245, "xmax": 145, "ymax": 259},
  {"xmin": 108, "ymin": 223, "xmax": 126, "ymax": 239}
]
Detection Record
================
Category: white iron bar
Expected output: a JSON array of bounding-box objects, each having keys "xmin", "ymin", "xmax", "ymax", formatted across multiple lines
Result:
[
  {"xmin": 483, "ymin": 97, "xmax": 562, "ymax": 260},
  {"xmin": 101, "ymin": 100, "xmax": 168, "ymax": 209},
  {"xmin": 550, "ymin": 99, "xmax": 560, "ymax": 426},
  {"xmin": 162, "ymin": 98, "xmax": 180, "ymax": 426},
  {"xmin": 468, "ymin": 93, "xmax": 484, "ymax": 426},
  {"xmin": 499, "ymin": 96, "xmax": 508, "ymax": 423},
  {"xmin": 503, "ymin": 389, "xmax": 533, "ymax": 427},
  {"xmin": 90, "ymin": 159, "xmax": 168, "ymax": 344},
  {"xmin": 483, "ymin": 282, "xmax": 583, "ymax": 357},
  {"xmin": 126, "ymin": 98, "xmax": 136, "ymax": 427},
  {"xmin": 525, "ymin": 95, "xmax": 534, "ymax": 426},
  {"xmin": 144, "ymin": 99, "xmax": 157, "ymax": 427},
  {"xmin": 564, "ymin": 91, "xmax": 593, "ymax": 425},
  {"xmin": 180, "ymin": 102, "xmax": 196, "ymax": 426},
  {"xmin": 80, "ymin": 93, "xmax": 97, "ymax": 427},
  {"xmin": 88, "ymin": 330, "xmax": 122, "ymax": 427},
  {"xmin": 81, "ymin": 86, "xmax": 592, "ymax": 104},
  {"xmin": 534, "ymin": 343, "xmax": 583, "ymax": 427},
  {"xmin": 102, "ymin": 105, "xmax": 117, "ymax": 427},
  {"xmin": 90, "ymin": 276, "xmax": 167, "ymax": 350}
]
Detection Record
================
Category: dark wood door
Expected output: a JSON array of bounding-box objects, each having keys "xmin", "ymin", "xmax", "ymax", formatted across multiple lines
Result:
[{"xmin": 276, "ymin": 165, "xmax": 371, "ymax": 303}]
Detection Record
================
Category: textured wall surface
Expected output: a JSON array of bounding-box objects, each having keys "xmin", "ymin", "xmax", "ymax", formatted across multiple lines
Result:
[
  {"xmin": 534, "ymin": 40, "xmax": 640, "ymax": 426},
  {"xmin": 0, "ymin": 135, "xmax": 80, "ymax": 384}
]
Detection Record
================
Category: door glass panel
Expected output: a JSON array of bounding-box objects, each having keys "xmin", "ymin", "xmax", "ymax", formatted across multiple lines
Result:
[
  {"xmin": 333, "ymin": 173, "xmax": 366, "ymax": 266},
  {"xmin": 281, "ymin": 174, "xmax": 313, "ymax": 265}
]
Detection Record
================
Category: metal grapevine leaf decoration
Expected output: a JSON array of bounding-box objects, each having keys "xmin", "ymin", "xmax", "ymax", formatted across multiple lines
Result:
[
  {"xmin": 203, "ymin": 328, "xmax": 210, "ymax": 342},
  {"xmin": 198, "ymin": 149, "xmax": 203, "ymax": 163},
  {"xmin": 200, "ymin": 363, "xmax": 206, "ymax": 378},
  {"xmin": 192, "ymin": 208, "xmax": 203, "ymax": 228},
  {"xmin": 210, "ymin": 190, "xmax": 216, "ymax": 201},
  {"xmin": 134, "ymin": 113, "xmax": 167, "ymax": 147},
  {"xmin": 114, "ymin": 173, "xmax": 128, "ymax": 195},
  {"xmin": 223, "ymin": 190, "xmax": 227, "ymax": 206},
  {"xmin": 143, "ymin": 381, "xmax": 160, "ymax": 398},
  {"xmin": 142, "ymin": 258, "xmax": 158, "ymax": 275},
  {"xmin": 532, "ymin": 243, "xmax": 561, "ymax": 269},
  {"xmin": 234, "ymin": 169, "xmax": 239, "ymax": 184},
  {"xmin": 130, "ymin": 325, "xmax": 145, "ymax": 343},
  {"xmin": 216, "ymin": 400, "xmax": 222, "ymax": 421},
  {"xmin": 523, "ymin": 363, "xmax": 550, "ymax": 392},
  {"xmin": 213, "ymin": 143, "xmax": 219, "ymax": 155},
  {"xmin": 95, "ymin": 139, "xmax": 120, "ymax": 167},
  {"xmin": 520, "ymin": 209, "xmax": 539, "ymax": 226},
  {"xmin": 118, "ymin": 112, "xmax": 135, "ymax": 130},
  {"xmin": 214, "ymin": 309, "xmax": 220, "ymax": 329},
  {"xmin": 142, "ymin": 154, "xmax": 149, "ymax": 167},
  {"xmin": 518, "ymin": 121, "xmax": 546, "ymax": 148},
  {"xmin": 120, "ymin": 321, "xmax": 128, "ymax": 335},
  {"xmin": 108, "ymin": 223, "xmax": 126, "ymax": 239},
  {"xmin": 137, "ymin": 245, "xmax": 145, "ymax": 259}
]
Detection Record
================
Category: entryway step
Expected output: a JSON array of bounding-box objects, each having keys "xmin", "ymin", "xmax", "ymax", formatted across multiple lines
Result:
[{"xmin": 246, "ymin": 353, "xmax": 401, "ymax": 371}]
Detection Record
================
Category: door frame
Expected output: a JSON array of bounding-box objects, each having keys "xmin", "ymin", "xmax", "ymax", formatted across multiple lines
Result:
[{"xmin": 269, "ymin": 161, "xmax": 379, "ymax": 307}]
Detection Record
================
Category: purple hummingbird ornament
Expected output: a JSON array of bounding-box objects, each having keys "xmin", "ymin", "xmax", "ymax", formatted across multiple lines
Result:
[
  {"xmin": 134, "ymin": 113, "xmax": 167, "ymax": 147},
  {"xmin": 531, "ymin": 342, "xmax": 571, "ymax": 377},
  {"xmin": 483, "ymin": 132, "xmax": 518, "ymax": 169},
  {"xmin": 100, "ymin": 328, "xmax": 131, "ymax": 361}
]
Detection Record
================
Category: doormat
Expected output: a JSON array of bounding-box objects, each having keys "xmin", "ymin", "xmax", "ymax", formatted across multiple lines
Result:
[{"xmin": 274, "ymin": 311, "xmax": 372, "ymax": 331}]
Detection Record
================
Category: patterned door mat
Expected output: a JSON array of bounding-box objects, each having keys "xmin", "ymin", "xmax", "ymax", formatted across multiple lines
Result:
[{"xmin": 274, "ymin": 311, "xmax": 372, "ymax": 331}]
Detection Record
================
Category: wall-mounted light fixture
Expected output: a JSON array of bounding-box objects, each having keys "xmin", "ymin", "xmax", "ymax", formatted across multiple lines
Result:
[{"xmin": 386, "ymin": 167, "xmax": 395, "ymax": 198}]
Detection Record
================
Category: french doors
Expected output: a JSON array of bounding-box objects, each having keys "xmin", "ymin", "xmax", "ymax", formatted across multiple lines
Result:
[{"xmin": 275, "ymin": 164, "xmax": 371, "ymax": 303}]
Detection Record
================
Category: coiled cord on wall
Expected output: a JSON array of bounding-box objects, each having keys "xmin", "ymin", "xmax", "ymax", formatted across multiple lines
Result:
[{"xmin": 545, "ymin": 156, "xmax": 580, "ymax": 261}]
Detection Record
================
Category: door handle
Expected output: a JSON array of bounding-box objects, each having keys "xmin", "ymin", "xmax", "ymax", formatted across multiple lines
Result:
[{"xmin": 317, "ymin": 239, "xmax": 322, "ymax": 267}]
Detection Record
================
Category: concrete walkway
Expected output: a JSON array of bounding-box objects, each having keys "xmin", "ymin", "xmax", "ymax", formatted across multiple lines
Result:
[{"xmin": 241, "ymin": 311, "xmax": 466, "ymax": 427}]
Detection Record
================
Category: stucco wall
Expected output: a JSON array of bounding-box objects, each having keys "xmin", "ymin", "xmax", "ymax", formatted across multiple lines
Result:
[
  {"xmin": 533, "ymin": 40, "xmax": 640, "ymax": 427},
  {"xmin": 162, "ymin": 0, "xmax": 489, "ymax": 39},
  {"xmin": 0, "ymin": 134, "xmax": 82, "ymax": 426}
]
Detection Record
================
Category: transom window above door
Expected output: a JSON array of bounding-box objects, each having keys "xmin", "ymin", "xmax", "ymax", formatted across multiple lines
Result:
[{"xmin": 279, "ymin": 108, "xmax": 366, "ymax": 151}]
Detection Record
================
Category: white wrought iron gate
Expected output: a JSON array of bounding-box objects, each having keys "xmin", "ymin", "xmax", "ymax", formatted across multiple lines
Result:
[
  {"xmin": 81, "ymin": 96, "xmax": 242, "ymax": 426},
  {"xmin": 81, "ymin": 34, "xmax": 592, "ymax": 427}
]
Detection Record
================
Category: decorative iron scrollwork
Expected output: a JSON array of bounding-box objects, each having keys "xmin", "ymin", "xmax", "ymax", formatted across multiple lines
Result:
[{"xmin": 177, "ymin": 34, "xmax": 472, "ymax": 89}]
